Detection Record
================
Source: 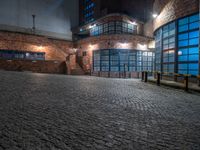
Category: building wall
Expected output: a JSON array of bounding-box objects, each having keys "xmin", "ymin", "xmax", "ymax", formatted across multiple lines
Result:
[
  {"xmin": 75, "ymin": 34, "xmax": 153, "ymax": 72},
  {"xmin": 144, "ymin": 20, "xmax": 154, "ymax": 38},
  {"xmin": 0, "ymin": 0, "xmax": 79, "ymax": 40},
  {"xmin": 0, "ymin": 31, "xmax": 73, "ymax": 61},
  {"xmin": 153, "ymin": 0, "xmax": 199, "ymax": 31},
  {"xmin": 0, "ymin": 59, "xmax": 66, "ymax": 74}
]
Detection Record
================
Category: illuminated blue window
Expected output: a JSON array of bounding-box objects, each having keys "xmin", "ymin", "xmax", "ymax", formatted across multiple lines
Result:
[
  {"xmin": 189, "ymin": 14, "xmax": 199, "ymax": 22},
  {"xmin": 189, "ymin": 47, "xmax": 198, "ymax": 54},
  {"xmin": 179, "ymin": 40, "xmax": 188, "ymax": 47},
  {"xmin": 179, "ymin": 33, "xmax": 188, "ymax": 40},
  {"xmin": 189, "ymin": 38, "xmax": 198, "ymax": 46},
  {"xmin": 189, "ymin": 22, "xmax": 199, "ymax": 30},
  {"xmin": 179, "ymin": 18, "xmax": 189, "ymax": 25},
  {"xmin": 189, "ymin": 31, "xmax": 199, "ymax": 38},
  {"xmin": 178, "ymin": 13, "xmax": 199, "ymax": 75},
  {"xmin": 179, "ymin": 25, "xmax": 188, "ymax": 32}
]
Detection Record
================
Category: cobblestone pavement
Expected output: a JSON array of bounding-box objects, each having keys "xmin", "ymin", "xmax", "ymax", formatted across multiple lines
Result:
[{"xmin": 0, "ymin": 71, "xmax": 200, "ymax": 150}]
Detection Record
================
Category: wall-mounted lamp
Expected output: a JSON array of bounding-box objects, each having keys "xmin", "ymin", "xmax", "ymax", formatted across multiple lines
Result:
[
  {"xmin": 152, "ymin": 13, "xmax": 158, "ymax": 18},
  {"xmin": 130, "ymin": 21, "xmax": 137, "ymax": 25},
  {"xmin": 38, "ymin": 45, "xmax": 43, "ymax": 50},
  {"xmin": 89, "ymin": 24, "xmax": 96, "ymax": 29}
]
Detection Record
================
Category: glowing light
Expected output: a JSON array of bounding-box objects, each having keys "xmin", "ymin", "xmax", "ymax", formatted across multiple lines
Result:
[
  {"xmin": 178, "ymin": 51, "xmax": 182, "ymax": 55},
  {"xmin": 26, "ymin": 53, "xmax": 30, "ymax": 57},
  {"xmin": 38, "ymin": 45, "xmax": 43, "ymax": 50},
  {"xmin": 73, "ymin": 48, "xmax": 77, "ymax": 53},
  {"xmin": 89, "ymin": 24, "xmax": 96, "ymax": 29},
  {"xmin": 137, "ymin": 44, "xmax": 148, "ymax": 50},
  {"xmin": 88, "ymin": 44, "xmax": 99, "ymax": 50},
  {"xmin": 119, "ymin": 43, "xmax": 129, "ymax": 48},
  {"xmin": 153, "ymin": 13, "xmax": 158, "ymax": 18},
  {"xmin": 130, "ymin": 21, "xmax": 137, "ymax": 25}
]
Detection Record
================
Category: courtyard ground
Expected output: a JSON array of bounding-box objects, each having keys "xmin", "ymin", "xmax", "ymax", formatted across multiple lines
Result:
[{"xmin": 0, "ymin": 71, "xmax": 200, "ymax": 150}]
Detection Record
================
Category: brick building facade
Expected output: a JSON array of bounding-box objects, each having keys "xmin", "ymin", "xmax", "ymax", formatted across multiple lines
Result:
[
  {"xmin": 153, "ymin": 0, "xmax": 199, "ymax": 80},
  {"xmin": 0, "ymin": 0, "xmax": 199, "ymax": 77},
  {"xmin": 0, "ymin": 31, "xmax": 76, "ymax": 74}
]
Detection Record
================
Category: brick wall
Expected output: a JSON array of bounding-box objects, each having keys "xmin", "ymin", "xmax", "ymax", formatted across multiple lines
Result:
[
  {"xmin": 0, "ymin": 59, "xmax": 67, "ymax": 74},
  {"xmin": 0, "ymin": 31, "xmax": 78, "ymax": 74},
  {"xmin": 0, "ymin": 31, "xmax": 73, "ymax": 61},
  {"xmin": 153, "ymin": 0, "xmax": 199, "ymax": 31}
]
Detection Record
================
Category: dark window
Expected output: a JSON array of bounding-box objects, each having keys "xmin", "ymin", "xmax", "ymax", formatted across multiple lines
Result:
[
  {"xmin": 83, "ymin": 51, "xmax": 87, "ymax": 56},
  {"xmin": 0, "ymin": 50, "xmax": 45, "ymax": 60}
]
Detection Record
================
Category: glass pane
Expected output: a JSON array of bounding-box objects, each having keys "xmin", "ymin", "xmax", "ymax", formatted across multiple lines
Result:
[{"xmin": 179, "ymin": 17, "xmax": 189, "ymax": 25}]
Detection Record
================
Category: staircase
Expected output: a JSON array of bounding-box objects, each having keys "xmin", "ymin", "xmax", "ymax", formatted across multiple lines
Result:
[{"xmin": 70, "ymin": 63, "xmax": 85, "ymax": 75}]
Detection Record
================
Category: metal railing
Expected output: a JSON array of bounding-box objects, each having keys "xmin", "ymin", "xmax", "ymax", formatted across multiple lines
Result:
[{"xmin": 141, "ymin": 71, "xmax": 200, "ymax": 92}]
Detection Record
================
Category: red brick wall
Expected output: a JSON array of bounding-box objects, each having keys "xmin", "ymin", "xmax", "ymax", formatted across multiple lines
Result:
[
  {"xmin": 0, "ymin": 59, "xmax": 66, "ymax": 74},
  {"xmin": 0, "ymin": 31, "xmax": 73, "ymax": 61},
  {"xmin": 0, "ymin": 31, "xmax": 78, "ymax": 74},
  {"xmin": 153, "ymin": 0, "xmax": 199, "ymax": 31}
]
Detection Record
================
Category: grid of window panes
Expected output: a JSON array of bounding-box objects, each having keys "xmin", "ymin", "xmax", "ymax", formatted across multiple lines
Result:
[
  {"xmin": 0, "ymin": 50, "xmax": 45, "ymax": 60},
  {"xmin": 93, "ymin": 49, "xmax": 154, "ymax": 72},
  {"xmin": 162, "ymin": 22, "xmax": 175, "ymax": 73},
  {"xmin": 100, "ymin": 50, "xmax": 109, "ymax": 71},
  {"xmin": 129, "ymin": 51, "xmax": 137, "ymax": 71},
  {"xmin": 110, "ymin": 49, "xmax": 119, "ymax": 71},
  {"xmin": 93, "ymin": 50, "xmax": 100, "ymax": 71},
  {"xmin": 142, "ymin": 52, "xmax": 154, "ymax": 71},
  {"xmin": 154, "ymin": 13, "xmax": 200, "ymax": 76},
  {"xmin": 83, "ymin": 0, "xmax": 95, "ymax": 24},
  {"xmin": 155, "ymin": 29, "xmax": 162, "ymax": 72},
  {"xmin": 90, "ymin": 21, "xmax": 137, "ymax": 36},
  {"xmin": 178, "ymin": 13, "xmax": 199, "ymax": 75},
  {"xmin": 136, "ymin": 51, "xmax": 142, "ymax": 72}
]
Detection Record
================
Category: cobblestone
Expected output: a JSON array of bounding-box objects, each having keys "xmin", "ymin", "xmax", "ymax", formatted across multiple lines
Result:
[{"xmin": 0, "ymin": 71, "xmax": 200, "ymax": 150}]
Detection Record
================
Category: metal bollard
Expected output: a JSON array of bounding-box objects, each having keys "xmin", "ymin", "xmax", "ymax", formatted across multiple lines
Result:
[
  {"xmin": 137, "ymin": 72, "xmax": 140, "ymax": 79},
  {"xmin": 157, "ymin": 72, "xmax": 161, "ymax": 86},
  {"xmin": 98, "ymin": 71, "xmax": 100, "ymax": 77},
  {"xmin": 141, "ymin": 71, "xmax": 144, "ymax": 81},
  {"xmin": 144, "ymin": 71, "xmax": 148, "ymax": 83},
  {"xmin": 198, "ymin": 76, "xmax": 200, "ymax": 87},
  {"xmin": 184, "ymin": 76, "xmax": 189, "ymax": 91}
]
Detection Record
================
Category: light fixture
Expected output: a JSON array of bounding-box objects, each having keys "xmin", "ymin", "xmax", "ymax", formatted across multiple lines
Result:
[
  {"xmin": 137, "ymin": 43, "xmax": 147, "ymax": 50},
  {"xmin": 130, "ymin": 21, "xmax": 137, "ymax": 25},
  {"xmin": 89, "ymin": 24, "xmax": 96, "ymax": 29},
  {"xmin": 153, "ymin": 13, "xmax": 158, "ymax": 18},
  {"xmin": 38, "ymin": 45, "xmax": 43, "ymax": 50},
  {"xmin": 119, "ymin": 42, "xmax": 129, "ymax": 49},
  {"xmin": 178, "ymin": 51, "xmax": 182, "ymax": 55}
]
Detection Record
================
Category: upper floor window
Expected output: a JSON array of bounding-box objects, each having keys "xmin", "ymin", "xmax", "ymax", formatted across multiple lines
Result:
[{"xmin": 90, "ymin": 21, "xmax": 137, "ymax": 36}]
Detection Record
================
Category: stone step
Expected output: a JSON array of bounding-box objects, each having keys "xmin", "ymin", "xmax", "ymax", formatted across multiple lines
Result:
[{"xmin": 71, "ymin": 63, "xmax": 85, "ymax": 75}]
